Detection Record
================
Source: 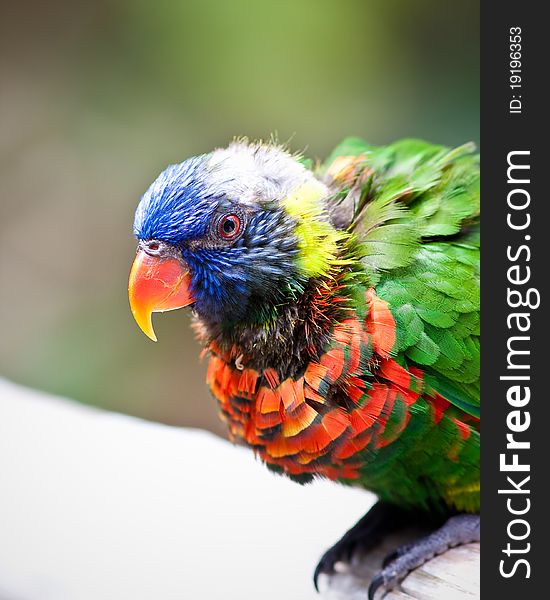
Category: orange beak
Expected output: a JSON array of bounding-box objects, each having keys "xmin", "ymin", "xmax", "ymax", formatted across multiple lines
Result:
[{"xmin": 128, "ymin": 249, "xmax": 194, "ymax": 341}]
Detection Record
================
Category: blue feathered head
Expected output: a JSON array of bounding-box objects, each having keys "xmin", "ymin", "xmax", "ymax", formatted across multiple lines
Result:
[{"xmin": 129, "ymin": 140, "xmax": 342, "ymax": 340}]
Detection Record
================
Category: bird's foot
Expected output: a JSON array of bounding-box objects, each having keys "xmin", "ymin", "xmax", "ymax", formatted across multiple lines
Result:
[
  {"xmin": 368, "ymin": 513, "xmax": 480, "ymax": 600},
  {"xmin": 313, "ymin": 501, "xmax": 430, "ymax": 592}
]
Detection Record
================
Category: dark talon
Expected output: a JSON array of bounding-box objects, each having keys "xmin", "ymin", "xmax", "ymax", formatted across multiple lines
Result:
[
  {"xmin": 313, "ymin": 502, "xmax": 413, "ymax": 592},
  {"xmin": 313, "ymin": 560, "xmax": 325, "ymax": 592},
  {"xmin": 368, "ymin": 573, "xmax": 384, "ymax": 600},
  {"xmin": 313, "ymin": 536, "xmax": 355, "ymax": 591}
]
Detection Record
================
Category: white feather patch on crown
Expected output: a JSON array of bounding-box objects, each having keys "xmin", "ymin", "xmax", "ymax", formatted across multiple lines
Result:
[{"xmin": 206, "ymin": 141, "xmax": 323, "ymax": 205}]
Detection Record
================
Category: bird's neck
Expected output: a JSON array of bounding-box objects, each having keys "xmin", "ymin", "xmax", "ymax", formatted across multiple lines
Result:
[{"xmin": 192, "ymin": 275, "xmax": 357, "ymax": 379}]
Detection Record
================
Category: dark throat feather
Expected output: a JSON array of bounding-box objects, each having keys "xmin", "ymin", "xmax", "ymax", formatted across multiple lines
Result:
[{"xmin": 192, "ymin": 274, "xmax": 357, "ymax": 379}]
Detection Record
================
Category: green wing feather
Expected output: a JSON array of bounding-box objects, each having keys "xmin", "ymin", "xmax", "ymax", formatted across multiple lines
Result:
[{"xmin": 324, "ymin": 137, "xmax": 480, "ymax": 418}]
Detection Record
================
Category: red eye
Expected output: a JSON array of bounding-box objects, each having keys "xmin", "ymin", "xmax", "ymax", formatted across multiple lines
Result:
[{"xmin": 218, "ymin": 214, "xmax": 242, "ymax": 239}]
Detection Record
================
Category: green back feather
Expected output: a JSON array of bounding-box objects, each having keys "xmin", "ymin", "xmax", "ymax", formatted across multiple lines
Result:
[{"xmin": 323, "ymin": 137, "xmax": 480, "ymax": 418}]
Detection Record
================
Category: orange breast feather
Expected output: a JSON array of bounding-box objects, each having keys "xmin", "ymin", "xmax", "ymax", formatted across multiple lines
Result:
[{"xmin": 205, "ymin": 289, "xmax": 424, "ymax": 480}]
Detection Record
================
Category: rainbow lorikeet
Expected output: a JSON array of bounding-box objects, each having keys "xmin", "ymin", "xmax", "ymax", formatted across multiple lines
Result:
[{"xmin": 128, "ymin": 137, "xmax": 480, "ymax": 598}]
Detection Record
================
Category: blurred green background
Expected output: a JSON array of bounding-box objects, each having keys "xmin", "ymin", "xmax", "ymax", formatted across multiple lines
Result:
[{"xmin": 0, "ymin": 0, "xmax": 479, "ymax": 434}]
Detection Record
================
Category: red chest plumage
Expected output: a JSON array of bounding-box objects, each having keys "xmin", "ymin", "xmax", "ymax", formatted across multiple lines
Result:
[{"xmin": 205, "ymin": 290, "xmax": 429, "ymax": 481}]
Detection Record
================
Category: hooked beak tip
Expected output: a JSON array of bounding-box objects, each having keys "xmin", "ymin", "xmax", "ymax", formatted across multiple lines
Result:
[
  {"xmin": 128, "ymin": 248, "xmax": 194, "ymax": 342},
  {"xmin": 130, "ymin": 305, "xmax": 158, "ymax": 342}
]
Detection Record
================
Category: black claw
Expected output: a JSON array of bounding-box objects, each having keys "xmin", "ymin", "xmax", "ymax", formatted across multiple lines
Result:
[
  {"xmin": 312, "ymin": 562, "xmax": 323, "ymax": 592},
  {"xmin": 313, "ymin": 502, "xmax": 405, "ymax": 591},
  {"xmin": 312, "ymin": 502, "xmax": 409, "ymax": 592},
  {"xmin": 368, "ymin": 573, "xmax": 384, "ymax": 600},
  {"xmin": 313, "ymin": 545, "xmax": 342, "ymax": 591},
  {"xmin": 313, "ymin": 539, "xmax": 347, "ymax": 591},
  {"xmin": 312, "ymin": 502, "xmax": 427, "ymax": 593}
]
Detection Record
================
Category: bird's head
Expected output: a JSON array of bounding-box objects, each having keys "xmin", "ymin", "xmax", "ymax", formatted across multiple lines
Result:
[{"xmin": 128, "ymin": 141, "xmax": 345, "ymax": 341}]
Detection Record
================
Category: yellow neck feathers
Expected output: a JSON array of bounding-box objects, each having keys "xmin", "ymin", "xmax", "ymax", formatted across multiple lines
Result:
[{"xmin": 282, "ymin": 180, "xmax": 348, "ymax": 279}]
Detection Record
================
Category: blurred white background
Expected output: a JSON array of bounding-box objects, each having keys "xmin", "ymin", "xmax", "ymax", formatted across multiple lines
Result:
[{"xmin": 0, "ymin": 379, "xmax": 372, "ymax": 600}]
